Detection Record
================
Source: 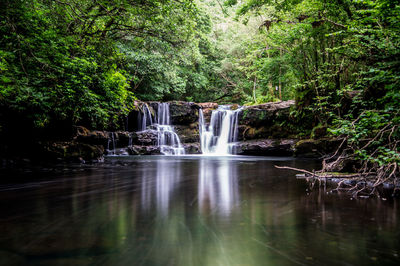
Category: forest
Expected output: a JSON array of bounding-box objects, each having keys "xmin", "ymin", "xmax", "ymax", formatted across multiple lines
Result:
[
  {"xmin": 1, "ymin": 0, "xmax": 400, "ymax": 184},
  {"xmin": 1, "ymin": 1, "xmax": 400, "ymax": 265}
]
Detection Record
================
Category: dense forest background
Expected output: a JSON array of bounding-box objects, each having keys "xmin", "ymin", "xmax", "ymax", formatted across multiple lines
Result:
[{"xmin": 1, "ymin": 0, "xmax": 399, "ymax": 169}]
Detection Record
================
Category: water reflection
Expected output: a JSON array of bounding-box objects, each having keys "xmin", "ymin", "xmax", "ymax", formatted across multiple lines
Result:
[
  {"xmin": 198, "ymin": 158, "xmax": 239, "ymax": 216},
  {"xmin": 1, "ymin": 157, "xmax": 400, "ymax": 266},
  {"xmin": 141, "ymin": 159, "xmax": 181, "ymax": 216}
]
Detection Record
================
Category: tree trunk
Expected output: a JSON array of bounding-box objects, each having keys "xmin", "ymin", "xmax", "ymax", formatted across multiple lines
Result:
[
  {"xmin": 279, "ymin": 49, "xmax": 282, "ymax": 100},
  {"xmin": 253, "ymin": 76, "xmax": 257, "ymax": 103}
]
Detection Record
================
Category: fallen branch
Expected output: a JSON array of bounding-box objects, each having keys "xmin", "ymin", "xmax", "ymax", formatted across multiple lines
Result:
[
  {"xmin": 274, "ymin": 165, "xmax": 314, "ymax": 175},
  {"xmin": 274, "ymin": 165, "xmax": 371, "ymax": 179}
]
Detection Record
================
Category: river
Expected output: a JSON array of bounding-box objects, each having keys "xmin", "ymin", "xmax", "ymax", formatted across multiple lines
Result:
[{"xmin": 0, "ymin": 156, "xmax": 399, "ymax": 265}]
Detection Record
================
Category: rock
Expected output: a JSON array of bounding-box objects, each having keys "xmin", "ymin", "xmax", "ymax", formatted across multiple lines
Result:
[
  {"xmin": 239, "ymin": 124, "xmax": 294, "ymax": 141},
  {"xmin": 74, "ymin": 127, "xmax": 109, "ymax": 146},
  {"xmin": 311, "ymin": 125, "xmax": 327, "ymax": 139},
  {"xmin": 128, "ymin": 145, "xmax": 161, "ymax": 155},
  {"xmin": 239, "ymin": 109, "xmax": 275, "ymax": 127},
  {"xmin": 240, "ymin": 126, "xmax": 270, "ymax": 140},
  {"xmin": 234, "ymin": 139, "xmax": 296, "ymax": 156},
  {"xmin": 75, "ymin": 127, "xmax": 136, "ymax": 149},
  {"xmin": 294, "ymin": 138, "xmax": 341, "ymax": 158},
  {"xmin": 198, "ymin": 102, "xmax": 218, "ymax": 120},
  {"xmin": 169, "ymin": 101, "xmax": 200, "ymax": 125},
  {"xmin": 198, "ymin": 102, "xmax": 218, "ymax": 109},
  {"xmin": 236, "ymin": 100, "xmax": 296, "ymax": 140},
  {"xmin": 174, "ymin": 125, "xmax": 200, "ymax": 143},
  {"xmin": 184, "ymin": 143, "xmax": 201, "ymax": 154},
  {"xmin": 132, "ymin": 130, "xmax": 158, "ymax": 146},
  {"xmin": 40, "ymin": 141, "xmax": 104, "ymax": 162},
  {"xmin": 105, "ymin": 148, "xmax": 129, "ymax": 156},
  {"xmin": 239, "ymin": 100, "xmax": 295, "ymax": 128},
  {"xmin": 113, "ymin": 131, "xmax": 132, "ymax": 147},
  {"xmin": 248, "ymin": 100, "xmax": 295, "ymax": 111}
]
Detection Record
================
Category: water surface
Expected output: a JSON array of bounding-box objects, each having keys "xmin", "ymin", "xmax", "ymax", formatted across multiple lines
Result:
[{"xmin": 0, "ymin": 156, "xmax": 399, "ymax": 265}]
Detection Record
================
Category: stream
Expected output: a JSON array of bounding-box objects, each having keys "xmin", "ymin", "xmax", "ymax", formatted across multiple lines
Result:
[{"xmin": 0, "ymin": 155, "xmax": 399, "ymax": 265}]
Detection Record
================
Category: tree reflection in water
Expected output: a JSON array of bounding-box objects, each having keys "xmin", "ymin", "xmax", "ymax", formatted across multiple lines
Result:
[{"xmin": 0, "ymin": 156, "xmax": 400, "ymax": 265}]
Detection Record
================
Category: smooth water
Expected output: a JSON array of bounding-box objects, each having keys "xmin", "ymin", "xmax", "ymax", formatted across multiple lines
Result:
[{"xmin": 1, "ymin": 156, "xmax": 400, "ymax": 266}]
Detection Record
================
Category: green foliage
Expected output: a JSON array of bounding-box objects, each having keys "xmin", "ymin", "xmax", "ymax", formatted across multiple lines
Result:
[
  {"xmin": 0, "ymin": 0, "xmax": 199, "ymax": 131},
  {"xmin": 235, "ymin": 0, "xmax": 400, "ymax": 173}
]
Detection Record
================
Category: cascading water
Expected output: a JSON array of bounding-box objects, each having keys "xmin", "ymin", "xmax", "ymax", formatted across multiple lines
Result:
[
  {"xmin": 136, "ymin": 102, "xmax": 185, "ymax": 155},
  {"xmin": 138, "ymin": 104, "xmax": 154, "ymax": 131},
  {"xmin": 199, "ymin": 105, "xmax": 242, "ymax": 155},
  {"xmin": 107, "ymin": 132, "xmax": 116, "ymax": 155},
  {"xmin": 156, "ymin": 103, "xmax": 185, "ymax": 155}
]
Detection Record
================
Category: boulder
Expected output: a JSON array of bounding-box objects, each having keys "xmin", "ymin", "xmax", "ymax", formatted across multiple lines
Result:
[
  {"xmin": 198, "ymin": 102, "xmax": 218, "ymax": 109},
  {"xmin": 239, "ymin": 100, "xmax": 294, "ymax": 127},
  {"xmin": 128, "ymin": 145, "xmax": 161, "ymax": 155},
  {"xmin": 234, "ymin": 139, "xmax": 296, "ymax": 156},
  {"xmin": 113, "ymin": 131, "xmax": 132, "ymax": 147},
  {"xmin": 198, "ymin": 102, "xmax": 218, "ymax": 120},
  {"xmin": 183, "ymin": 143, "xmax": 201, "ymax": 154},
  {"xmin": 174, "ymin": 124, "xmax": 200, "ymax": 143},
  {"xmin": 75, "ymin": 128, "xmax": 136, "ymax": 149},
  {"xmin": 74, "ymin": 126, "xmax": 109, "ymax": 146},
  {"xmin": 237, "ymin": 100, "xmax": 296, "ymax": 140},
  {"xmin": 294, "ymin": 138, "xmax": 342, "ymax": 158},
  {"xmin": 249, "ymin": 100, "xmax": 295, "ymax": 111},
  {"xmin": 239, "ymin": 108, "xmax": 275, "ymax": 127},
  {"xmin": 132, "ymin": 130, "xmax": 158, "ymax": 146},
  {"xmin": 239, "ymin": 124, "xmax": 295, "ymax": 141},
  {"xmin": 40, "ymin": 141, "xmax": 104, "ymax": 162},
  {"xmin": 169, "ymin": 101, "xmax": 200, "ymax": 125}
]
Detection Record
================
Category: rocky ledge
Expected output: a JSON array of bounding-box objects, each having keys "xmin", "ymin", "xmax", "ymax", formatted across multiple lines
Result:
[
  {"xmin": 234, "ymin": 139, "xmax": 296, "ymax": 156},
  {"xmin": 238, "ymin": 100, "xmax": 296, "ymax": 140},
  {"xmin": 234, "ymin": 137, "xmax": 341, "ymax": 158},
  {"xmin": 11, "ymin": 100, "xmax": 340, "ymax": 163}
]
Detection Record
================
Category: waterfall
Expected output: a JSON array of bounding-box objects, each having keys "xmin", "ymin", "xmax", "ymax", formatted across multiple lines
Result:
[
  {"xmin": 107, "ymin": 132, "xmax": 117, "ymax": 155},
  {"xmin": 135, "ymin": 102, "xmax": 185, "ymax": 155},
  {"xmin": 138, "ymin": 104, "xmax": 154, "ymax": 131},
  {"xmin": 199, "ymin": 106, "xmax": 241, "ymax": 155},
  {"xmin": 156, "ymin": 103, "xmax": 185, "ymax": 155},
  {"xmin": 128, "ymin": 133, "xmax": 133, "ymax": 146}
]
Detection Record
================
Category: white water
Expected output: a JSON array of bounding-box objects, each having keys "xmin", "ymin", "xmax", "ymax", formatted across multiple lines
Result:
[
  {"xmin": 138, "ymin": 104, "xmax": 153, "ymax": 131},
  {"xmin": 156, "ymin": 103, "xmax": 185, "ymax": 155},
  {"xmin": 106, "ymin": 132, "xmax": 129, "ymax": 156},
  {"xmin": 135, "ymin": 103, "xmax": 185, "ymax": 155},
  {"xmin": 199, "ymin": 105, "xmax": 242, "ymax": 155}
]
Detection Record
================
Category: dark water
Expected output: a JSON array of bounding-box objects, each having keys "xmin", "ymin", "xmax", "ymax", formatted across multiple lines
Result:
[{"xmin": 0, "ymin": 156, "xmax": 399, "ymax": 266}]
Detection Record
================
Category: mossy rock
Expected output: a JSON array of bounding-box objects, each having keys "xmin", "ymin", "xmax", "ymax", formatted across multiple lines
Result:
[
  {"xmin": 239, "ymin": 109, "xmax": 274, "ymax": 127},
  {"xmin": 40, "ymin": 141, "xmax": 104, "ymax": 162},
  {"xmin": 169, "ymin": 101, "xmax": 200, "ymax": 125},
  {"xmin": 242, "ymin": 126, "xmax": 270, "ymax": 140},
  {"xmin": 174, "ymin": 125, "xmax": 200, "ymax": 143},
  {"xmin": 311, "ymin": 124, "xmax": 327, "ymax": 139},
  {"xmin": 294, "ymin": 138, "xmax": 341, "ymax": 158}
]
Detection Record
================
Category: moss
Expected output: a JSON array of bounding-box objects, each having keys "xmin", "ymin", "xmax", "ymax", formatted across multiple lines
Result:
[
  {"xmin": 270, "ymin": 125, "xmax": 289, "ymax": 138},
  {"xmin": 231, "ymin": 104, "xmax": 239, "ymax": 110},
  {"xmin": 311, "ymin": 124, "xmax": 327, "ymax": 139},
  {"xmin": 242, "ymin": 109, "xmax": 249, "ymax": 118},
  {"xmin": 259, "ymin": 111, "xmax": 267, "ymax": 120}
]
